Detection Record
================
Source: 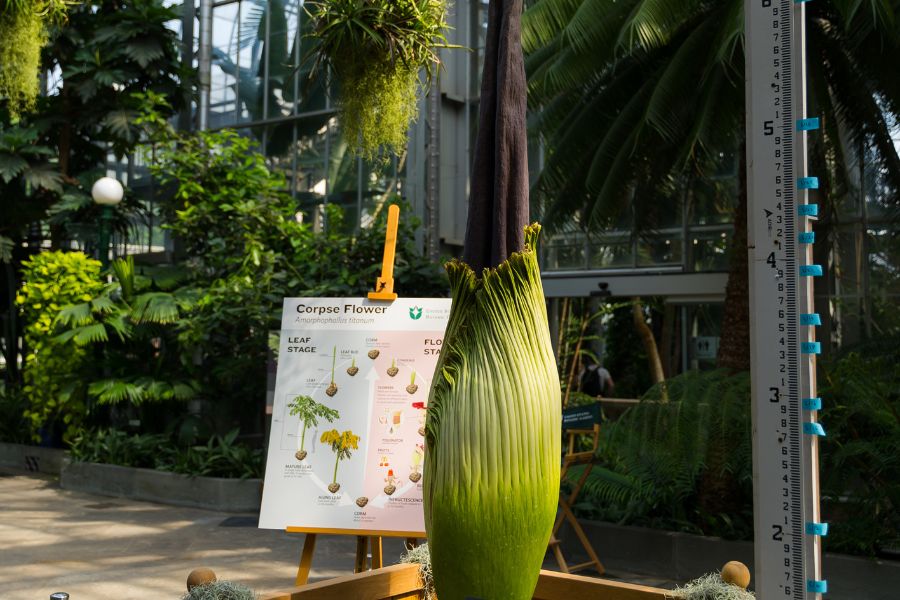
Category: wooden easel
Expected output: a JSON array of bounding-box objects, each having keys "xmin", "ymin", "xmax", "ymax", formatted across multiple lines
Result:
[
  {"xmin": 288, "ymin": 527, "xmax": 424, "ymax": 585},
  {"xmin": 548, "ymin": 404, "xmax": 606, "ymax": 575},
  {"xmin": 289, "ymin": 204, "xmax": 418, "ymax": 585}
]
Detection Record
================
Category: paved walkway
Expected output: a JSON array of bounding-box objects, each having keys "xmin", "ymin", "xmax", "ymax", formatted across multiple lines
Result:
[{"xmin": 0, "ymin": 467, "xmax": 675, "ymax": 599}]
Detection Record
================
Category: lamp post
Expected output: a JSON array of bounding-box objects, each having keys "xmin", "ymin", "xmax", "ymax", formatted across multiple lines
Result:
[{"xmin": 91, "ymin": 176, "xmax": 124, "ymax": 269}]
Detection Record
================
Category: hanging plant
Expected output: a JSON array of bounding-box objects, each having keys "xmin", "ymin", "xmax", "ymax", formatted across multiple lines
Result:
[
  {"xmin": 0, "ymin": 0, "xmax": 72, "ymax": 116},
  {"xmin": 306, "ymin": 0, "xmax": 451, "ymax": 159}
]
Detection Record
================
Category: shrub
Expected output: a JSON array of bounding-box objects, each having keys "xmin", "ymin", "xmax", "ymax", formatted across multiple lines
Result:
[
  {"xmin": 16, "ymin": 251, "xmax": 103, "ymax": 442},
  {"xmin": 0, "ymin": 383, "xmax": 30, "ymax": 444},
  {"xmin": 69, "ymin": 428, "xmax": 264, "ymax": 479}
]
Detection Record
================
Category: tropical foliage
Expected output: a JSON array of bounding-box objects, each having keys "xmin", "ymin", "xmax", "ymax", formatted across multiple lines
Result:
[
  {"xmin": 818, "ymin": 341, "xmax": 900, "ymax": 555},
  {"xmin": 53, "ymin": 256, "xmax": 198, "ymax": 408},
  {"xmin": 15, "ymin": 251, "xmax": 104, "ymax": 441},
  {"xmin": 573, "ymin": 356, "xmax": 900, "ymax": 556},
  {"xmin": 1, "ymin": 0, "xmax": 186, "ymax": 402},
  {"xmin": 574, "ymin": 370, "xmax": 753, "ymax": 539},
  {"xmin": 522, "ymin": 0, "xmax": 900, "ymax": 230},
  {"xmin": 69, "ymin": 427, "xmax": 264, "ymax": 479},
  {"xmin": 146, "ymin": 126, "xmax": 446, "ymax": 431},
  {"xmin": 522, "ymin": 0, "xmax": 900, "ymax": 370},
  {"xmin": 43, "ymin": 0, "xmax": 186, "ymax": 163}
]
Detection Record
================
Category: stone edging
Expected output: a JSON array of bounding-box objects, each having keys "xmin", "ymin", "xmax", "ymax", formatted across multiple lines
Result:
[
  {"xmin": 0, "ymin": 442, "xmax": 68, "ymax": 475},
  {"xmin": 59, "ymin": 460, "xmax": 262, "ymax": 513}
]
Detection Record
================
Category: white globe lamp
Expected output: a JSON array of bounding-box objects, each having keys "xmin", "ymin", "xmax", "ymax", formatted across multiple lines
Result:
[
  {"xmin": 92, "ymin": 176, "xmax": 124, "ymax": 269},
  {"xmin": 91, "ymin": 176, "xmax": 124, "ymax": 206}
]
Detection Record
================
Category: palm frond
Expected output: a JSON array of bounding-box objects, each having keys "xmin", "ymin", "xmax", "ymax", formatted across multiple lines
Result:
[
  {"xmin": 112, "ymin": 256, "xmax": 136, "ymax": 300},
  {"xmin": 88, "ymin": 379, "xmax": 145, "ymax": 404},
  {"xmin": 522, "ymin": 0, "xmax": 583, "ymax": 52},
  {"xmin": 130, "ymin": 292, "xmax": 180, "ymax": 324},
  {"xmin": 55, "ymin": 323, "xmax": 109, "ymax": 346},
  {"xmin": 56, "ymin": 302, "xmax": 95, "ymax": 328}
]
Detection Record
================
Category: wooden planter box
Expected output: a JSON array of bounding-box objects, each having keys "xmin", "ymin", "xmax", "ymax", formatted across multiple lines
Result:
[{"xmin": 259, "ymin": 564, "xmax": 669, "ymax": 600}]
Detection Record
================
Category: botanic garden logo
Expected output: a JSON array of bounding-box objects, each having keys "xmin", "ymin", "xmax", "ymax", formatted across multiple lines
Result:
[{"xmin": 409, "ymin": 306, "xmax": 423, "ymax": 320}]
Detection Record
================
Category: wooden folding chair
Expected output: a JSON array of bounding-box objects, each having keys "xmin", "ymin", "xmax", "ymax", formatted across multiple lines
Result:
[{"xmin": 548, "ymin": 403, "xmax": 605, "ymax": 575}]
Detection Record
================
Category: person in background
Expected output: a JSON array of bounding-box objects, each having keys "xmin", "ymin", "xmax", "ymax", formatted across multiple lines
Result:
[{"xmin": 580, "ymin": 356, "xmax": 615, "ymax": 398}]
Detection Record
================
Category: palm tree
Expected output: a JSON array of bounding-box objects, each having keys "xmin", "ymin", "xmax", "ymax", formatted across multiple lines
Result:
[{"xmin": 523, "ymin": 0, "xmax": 900, "ymax": 371}]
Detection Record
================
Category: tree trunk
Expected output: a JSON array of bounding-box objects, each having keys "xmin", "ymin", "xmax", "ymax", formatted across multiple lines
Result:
[
  {"xmin": 632, "ymin": 298, "xmax": 667, "ymax": 400},
  {"xmin": 716, "ymin": 139, "xmax": 750, "ymax": 372}
]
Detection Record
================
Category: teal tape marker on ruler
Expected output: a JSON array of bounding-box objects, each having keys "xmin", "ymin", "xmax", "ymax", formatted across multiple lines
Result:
[
  {"xmin": 797, "ymin": 117, "xmax": 820, "ymax": 130},
  {"xmin": 799, "ymin": 204, "xmax": 819, "ymax": 216},
  {"xmin": 798, "ymin": 177, "xmax": 819, "ymax": 189},
  {"xmin": 801, "ymin": 342, "xmax": 821, "ymax": 354},
  {"xmin": 807, "ymin": 580, "xmax": 828, "ymax": 594},
  {"xmin": 799, "ymin": 232, "xmax": 815, "ymax": 244},
  {"xmin": 804, "ymin": 422, "xmax": 826, "ymax": 437},
  {"xmin": 800, "ymin": 265, "xmax": 823, "ymax": 277},
  {"xmin": 802, "ymin": 397, "xmax": 822, "ymax": 410},
  {"xmin": 801, "ymin": 313, "xmax": 821, "ymax": 325},
  {"xmin": 806, "ymin": 522, "xmax": 829, "ymax": 536}
]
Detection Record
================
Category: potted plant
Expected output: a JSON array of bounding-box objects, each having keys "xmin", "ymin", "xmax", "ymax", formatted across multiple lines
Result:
[{"xmin": 288, "ymin": 395, "xmax": 339, "ymax": 461}]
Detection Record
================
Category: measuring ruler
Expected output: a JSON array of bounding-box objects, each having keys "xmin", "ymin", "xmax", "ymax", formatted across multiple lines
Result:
[{"xmin": 746, "ymin": 0, "xmax": 826, "ymax": 598}]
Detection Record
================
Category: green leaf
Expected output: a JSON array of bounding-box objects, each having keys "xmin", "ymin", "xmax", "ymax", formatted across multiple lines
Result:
[
  {"xmin": 88, "ymin": 379, "xmax": 144, "ymax": 404},
  {"xmin": 71, "ymin": 323, "xmax": 109, "ymax": 345},
  {"xmin": 0, "ymin": 235, "xmax": 13, "ymax": 263},
  {"xmin": 0, "ymin": 154, "xmax": 28, "ymax": 182},
  {"xmin": 56, "ymin": 302, "xmax": 95, "ymax": 328},
  {"xmin": 122, "ymin": 37, "xmax": 165, "ymax": 68},
  {"xmin": 130, "ymin": 292, "xmax": 179, "ymax": 324},
  {"xmin": 23, "ymin": 166, "xmax": 63, "ymax": 193}
]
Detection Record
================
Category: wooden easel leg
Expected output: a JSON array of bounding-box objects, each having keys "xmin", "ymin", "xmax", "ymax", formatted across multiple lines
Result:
[
  {"xmin": 295, "ymin": 533, "xmax": 317, "ymax": 586},
  {"xmin": 551, "ymin": 464, "xmax": 573, "ymax": 538},
  {"xmin": 354, "ymin": 535, "xmax": 369, "ymax": 573},
  {"xmin": 550, "ymin": 463, "xmax": 572, "ymax": 572},
  {"xmin": 370, "ymin": 536, "xmax": 383, "ymax": 569},
  {"xmin": 560, "ymin": 496, "xmax": 605, "ymax": 575},
  {"xmin": 550, "ymin": 463, "xmax": 606, "ymax": 575}
]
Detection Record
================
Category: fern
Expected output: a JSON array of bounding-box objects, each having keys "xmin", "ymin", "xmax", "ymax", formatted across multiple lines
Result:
[
  {"xmin": 818, "ymin": 343, "xmax": 900, "ymax": 555},
  {"xmin": 573, "ymin": 370, "xmax": 753, "ymax": 538}
]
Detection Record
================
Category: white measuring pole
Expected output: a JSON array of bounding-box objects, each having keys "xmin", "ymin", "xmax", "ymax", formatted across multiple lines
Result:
[{"xmin": 746, "ymin": 0, "xmax": 826, "ymax": 597}]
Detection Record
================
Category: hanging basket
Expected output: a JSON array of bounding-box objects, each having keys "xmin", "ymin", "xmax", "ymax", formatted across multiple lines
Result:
[
  {"xmin": 306, "ymin": 0, "xmax": 451, "ymax": 159},
  {"xmin": 0, "ymin": 0, "xmax": 71, "ymax": 116}
]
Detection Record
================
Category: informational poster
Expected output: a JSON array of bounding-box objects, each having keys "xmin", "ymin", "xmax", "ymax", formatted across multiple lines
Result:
[{"xmin": 259, "ymin": 297, "xmax": 451, "ymax": 533}]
